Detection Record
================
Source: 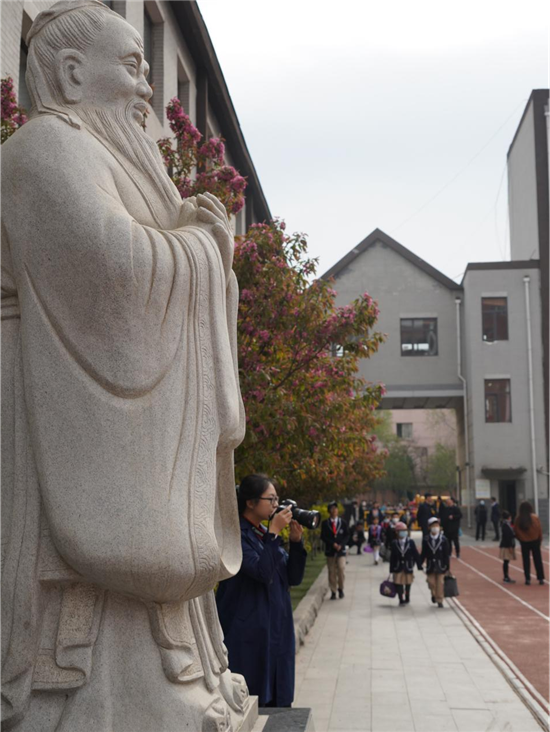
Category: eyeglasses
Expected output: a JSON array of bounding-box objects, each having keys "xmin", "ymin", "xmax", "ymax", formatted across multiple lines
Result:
[{"xmin": 258, "ymin": 496, "xmax": 279, "ymax": 505}]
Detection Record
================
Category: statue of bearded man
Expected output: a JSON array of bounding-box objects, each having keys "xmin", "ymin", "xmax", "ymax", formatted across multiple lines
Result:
[{"xmin": 1, "ymin": 2, "xmax": 251, "ymax": 730}]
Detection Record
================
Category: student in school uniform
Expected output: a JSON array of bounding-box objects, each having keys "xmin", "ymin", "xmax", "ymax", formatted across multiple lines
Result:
[
  {"xmin": 321, "ymin": 501, "xmax": 349, "ymax": 599},
  {"xmin": 420, "ymin": 517, "xmax": 450, "ymax": 608},
  {"xmin": 499, "ymin": 510, "xmax": 517, "ymax": 584},
  {"xmin": 368, "ymin": 516, "xmax": 383, "ymax": 565},
  {"xmin": 389, "ymin": 521, "xmax": 422, "ymax": 605}
]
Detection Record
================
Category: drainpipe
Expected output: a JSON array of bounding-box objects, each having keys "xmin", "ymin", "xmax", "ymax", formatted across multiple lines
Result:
[
  {"xmin": 523, "ymin": 275, "xmax": 539, "ymax": 516},
  {"xmin": 455, "ymin": 297, "xmax": 472, "ymax": 528}
]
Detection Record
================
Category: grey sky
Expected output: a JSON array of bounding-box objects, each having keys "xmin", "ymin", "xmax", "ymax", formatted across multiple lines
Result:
[{"xmin": 198, "ymin": 0, "xmax": 548, "ymax": 283}]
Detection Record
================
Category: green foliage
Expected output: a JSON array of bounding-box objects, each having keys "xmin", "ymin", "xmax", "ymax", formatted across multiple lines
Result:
[{"xmin": 426, "ymin": 442, "xmax": 457, "ymax": 490}]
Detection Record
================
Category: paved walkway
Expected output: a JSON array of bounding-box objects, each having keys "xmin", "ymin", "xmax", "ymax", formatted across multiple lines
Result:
[{"xmin": 293, "ymin": 552, "xmax": 543, "ymax": 732}]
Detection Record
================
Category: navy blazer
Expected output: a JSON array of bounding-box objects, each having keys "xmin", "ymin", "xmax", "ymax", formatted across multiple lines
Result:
[
  {"xmin": 321, "ymin": 517, "xmax": 349, "ymax": 557},
  {"xmin": 216, "ymin": 517, "xmax": 307, "ymax": 707},
  {"xmin": 420, "ymin": 534, "xmax": 451, "ymax": 574},
  {"xmin": 389, "ymin": 538, "xmax": 422, "ymax": 574}
]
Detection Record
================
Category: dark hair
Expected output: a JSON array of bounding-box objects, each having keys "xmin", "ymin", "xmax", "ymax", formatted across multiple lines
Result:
[
  {"xmin": 237, "ymin": 474, "xmax": 273, "ymax": 515},
  {"xmin": 515, "ymin": 501, "xmax": 534, "ymax": 532},
  {"xmin": 502, "ymin": 510, "xmax": 510, "ymax": 520},
  {"xmin": 491, "ymin": 496, "xmax": 496, "ymax": 502}
]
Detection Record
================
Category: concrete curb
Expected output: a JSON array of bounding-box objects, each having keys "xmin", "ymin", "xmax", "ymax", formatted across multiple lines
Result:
[
  {"xmin": 293, "ymin": 566, "xmax": 328, "ymax": 652},
  {"xmin": 449, "ymin": 597, "xmax": 550, "ymax": 732}
]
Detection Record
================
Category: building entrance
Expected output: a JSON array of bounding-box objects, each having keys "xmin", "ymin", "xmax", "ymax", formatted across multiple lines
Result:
[{"xmin": 499, "ymin": 480, "xmax": 517, "ymax": 518}]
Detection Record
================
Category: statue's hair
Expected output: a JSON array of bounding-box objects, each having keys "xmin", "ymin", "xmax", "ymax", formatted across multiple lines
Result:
[{"xmin": 25, "ymin": 2, "xmax": 115, "ymax": 122}]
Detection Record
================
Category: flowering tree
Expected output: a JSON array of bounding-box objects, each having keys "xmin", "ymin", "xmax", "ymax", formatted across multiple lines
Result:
[
  {"xmin": 1, "ymin": 77, "xmax": 27, "ymax": 144},
  {"xmin": 234, "ymin": 221, "xmax": 387, "ymax": 504},
  {"xmin": 157, "ymin": 98, "xmax": 246, "ymax": 215}
]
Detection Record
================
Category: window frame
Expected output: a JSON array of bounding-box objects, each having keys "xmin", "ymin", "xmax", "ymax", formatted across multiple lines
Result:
[
  {"xmin": 400, "ymin": 317, "xmax": 438, "ymax": 357},
  {"xmin": 482, "ymin": 297, "xmax": 508, "ymax": 342},
  {"xmin": 484, "ymin": 378, "xmax": 512, "ymax": 423},
  {"xmin": 396, "ymin": 423, "xmax": 413, "ymax": 439}
]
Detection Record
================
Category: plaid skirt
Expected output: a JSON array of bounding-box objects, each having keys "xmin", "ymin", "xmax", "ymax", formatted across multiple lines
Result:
[
  {"xmin": 393, "ymin": 571, "xmax": 414, "ymax": 585},
  {"xmin": 499, "ymin": 547, "xmax": 516, "ymax": 561}
]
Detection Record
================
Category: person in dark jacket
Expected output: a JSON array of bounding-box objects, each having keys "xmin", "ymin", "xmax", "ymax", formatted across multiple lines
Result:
[
  {"xmin": 513, "ymin": 501, "xmax": 545, "ymax": 585},
  {"xmin": 384, "ymin": 512, "xmax": 400, "ymax": 555},
  {"xmin": 416, "ymin": 494, "xmax": 438, "ymax": 537},
  {"xmin": 390, "ymin": 522, "xmax": 422, "ymax": 605},
  {"xmin": 440, "ymin": 497, "xmax": 462, "ymax": 558},
  {"xmin": 367, "ymin": 502, "xmax": 384, "ymax": 526},
  {"xmin": 499, "ymin": 510, "xmax": 516, "ymax": 583},
  {"xmin": 420, "ymin": 517, "xmax": 450, "ymax": 607},
  {"xmin": 216, "ymin": 475, "xmax": 307, "ymax": 708},
  {"xmin": 491, "ymin": 497, "xmax": 502, "ymax": 541},
  {"xmin": 321, "ymin": 502, "xmax": 349, "ymax": 599},
  {"xmin": 368, "ymin": 516, "xmax": 383, "ymax": 564},
  {"xmin": 348, "ymin": 520, "xmax": 366, "ymax": 555},
  {"xmin": 475, "ymin": 500, "xmax": 488, "ymax": 540}
]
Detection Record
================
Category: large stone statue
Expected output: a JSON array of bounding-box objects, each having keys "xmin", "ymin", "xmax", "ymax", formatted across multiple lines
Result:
[{"xmin": 1, "ymin": 2, "xmax": 252, "ymax": 729}]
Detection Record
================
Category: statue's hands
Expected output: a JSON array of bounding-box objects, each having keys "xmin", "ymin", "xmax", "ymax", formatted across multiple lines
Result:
[
  {"xmin": 196, "ymin": 193, "xmax": 234, "ymax": 280},
  {"xmin": 176, "ymin": 196, "xmax": 198, "ymax": 228}
]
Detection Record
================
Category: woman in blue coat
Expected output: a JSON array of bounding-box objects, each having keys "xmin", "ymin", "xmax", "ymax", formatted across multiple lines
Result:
[{"xmin": 216, "ymin": 475, "xmax": 307, "ymax": 707}]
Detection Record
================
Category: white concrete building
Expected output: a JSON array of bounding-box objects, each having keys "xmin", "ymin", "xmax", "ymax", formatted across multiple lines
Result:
[{"xmin": 324, "ymin": 91, "xmax": 550, "ymax": 528}]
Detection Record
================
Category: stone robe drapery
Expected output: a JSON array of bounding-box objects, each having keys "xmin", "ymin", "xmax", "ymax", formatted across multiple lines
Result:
[{"xmin": 1, "ymin": 114, "xmax": 246, "ymax": 730}]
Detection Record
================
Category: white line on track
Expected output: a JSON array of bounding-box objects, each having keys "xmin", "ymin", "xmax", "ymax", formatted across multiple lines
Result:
[
  {"xmin": 466, "ymin": 545, "xmax": 550, "ymax": 585},
  {"xmin": 457, "ymin": 557, "xmax": 550, "ymax": 622}
]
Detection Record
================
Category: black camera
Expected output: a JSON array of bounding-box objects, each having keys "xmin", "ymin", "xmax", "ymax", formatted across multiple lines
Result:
[{"xmin": 274, "ymin": 499, "xmax": 321, "ymax": 530}]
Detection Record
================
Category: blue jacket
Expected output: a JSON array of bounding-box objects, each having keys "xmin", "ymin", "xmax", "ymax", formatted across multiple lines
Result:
[{"xmin": 216, "ymin": 517, "xmax": 307, "ymax": 707}]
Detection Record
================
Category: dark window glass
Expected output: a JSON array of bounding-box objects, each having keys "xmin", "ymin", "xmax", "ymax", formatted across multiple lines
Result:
[
  {"xmin": 400, "ymin": 318, "xmax": 438, "ymax": 356},
  {"xmin": 143, "ymin": 8, "xmax": 153, "ymax": 70},
  {"xmin": 396, "ymin": 423, "xmax": 413, "ymax": 439},
  {"xmin": 482, "ymin": 298, "xmax": 508, "ymax": 341},
  {"xmin": 485, "ymin": 379, "xmax": 511, "ymax": 423}
]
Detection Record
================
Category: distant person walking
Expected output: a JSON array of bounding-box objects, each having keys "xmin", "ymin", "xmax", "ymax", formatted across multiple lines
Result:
[
  {"xmin": 491, "ymin": 497, "xmax": 501, "ymax": 541},
  {"xmin": 440, "ymin": 497, "xmax": 462, "ymax": 559},
  {"xmin": 390, "ymin": 522, "xmax": 422, "ymax": 605},
  {"xmin": 421, "ymin": 517, "xmax": 450, "ymax": 608},
  {"xmin": 321, "ymin": 502, "xmax": 349, "ymax": 599},
  {"xmin": 417, "ymin": 494, "xmax": 438, "ymax": 537},
  {"xmin": 475, "ymin": 500, "xmax": 488, "ymax": 541},
  {"xmin": 348, "ymin": 520, "xmax": 366, "ymax": 555},
  {"xmin": 367, "ymin": 502, "xmax": 384, "ymax": 526},
  {"xmin": 499, "ymin": 510, "xmax": 517, "ymax": 584},
  {"xmin": 368, "ymin": 517, "xmax": 383, "ymax": 565},
  {"xmin": 513, "ymin": 501, "xmax": 545, "ymax": 585}
]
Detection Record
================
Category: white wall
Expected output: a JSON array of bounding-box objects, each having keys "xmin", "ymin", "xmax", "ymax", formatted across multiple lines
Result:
[
  {"xmin": 508, "ymin": 100, "xmax": 540, "ymax": 261},
  {"xmin": 332, "ymin": 240, "xmax": 461, "ymax": 390},
  {"xmin": 463, "ymin": 266, "xmax": 547, "ymax": 507}
]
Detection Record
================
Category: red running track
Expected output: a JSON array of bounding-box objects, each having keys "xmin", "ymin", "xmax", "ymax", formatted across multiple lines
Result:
[{"xmin": 452, "ymin": 544, "xmax": 549, "ymax": 704}]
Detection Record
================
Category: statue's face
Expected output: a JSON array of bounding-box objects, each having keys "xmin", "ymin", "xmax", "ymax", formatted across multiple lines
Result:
[{"xmin": 78, "ymin": 15, "xmax": 151, "ymax": 124}]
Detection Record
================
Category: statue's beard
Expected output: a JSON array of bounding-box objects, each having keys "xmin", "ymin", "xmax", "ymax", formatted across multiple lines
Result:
[{"xmin": 78, "ymin": 101, "xmax": 181, "ymax": 214}]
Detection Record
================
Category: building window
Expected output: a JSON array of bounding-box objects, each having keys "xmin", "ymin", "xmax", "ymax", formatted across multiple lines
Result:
[
  {"xmin": 482, "ymin": 297, "xmax": 508, "ymax": 341},
  {"xmin": 331, "ymin": 344, "xmax": 344, "ymax": 358},
  {"xmin": 485, "ymin": 379, "xmax": 511, "ymax": 423},
  {"xmin": 400, "ymin": 318, "xmax": 438, "ymax": 356},
  {"xmin": 396, "ymin": 423, "xmax": 413, "ymax": 439},
  {"xmin": 143, "ymin": 4, "xmax": 164, "ymax": 119}
]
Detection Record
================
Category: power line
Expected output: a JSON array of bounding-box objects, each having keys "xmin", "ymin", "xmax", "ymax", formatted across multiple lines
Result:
[{"xmin": 390, "ymin": 98, "xmax": 528, "ymax": 236}]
